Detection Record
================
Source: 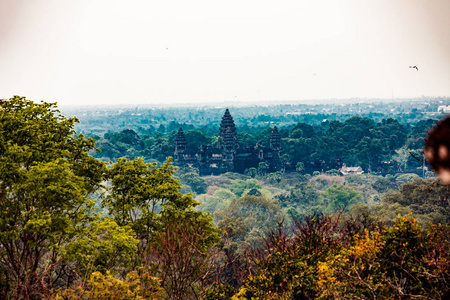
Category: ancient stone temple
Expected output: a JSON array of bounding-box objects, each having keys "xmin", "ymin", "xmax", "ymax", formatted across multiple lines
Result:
[{"xmin": 174, "ymin": 109, "xmax": 282, "ymax": 175}]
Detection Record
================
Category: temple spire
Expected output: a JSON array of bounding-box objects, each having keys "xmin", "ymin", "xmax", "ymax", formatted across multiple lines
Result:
[
  {"xmin": 270, "ymin": 126, "xmax": 281, "ymax": 150},
  {"xmin": 174, "ymin": 127, "xmax": 187, "ymax": 164},
  {"xmin": 218, "ymin": 108, "xmax": 237, "ymax": 151},
  {"xmin": 175, "ymin": 127, "xmax": 187, "ymax": 151}
]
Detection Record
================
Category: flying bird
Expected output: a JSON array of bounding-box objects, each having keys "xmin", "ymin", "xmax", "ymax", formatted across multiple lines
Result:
[{"xmin": 409, "ymin": 65, "xmax": 419, "ymax": 71}]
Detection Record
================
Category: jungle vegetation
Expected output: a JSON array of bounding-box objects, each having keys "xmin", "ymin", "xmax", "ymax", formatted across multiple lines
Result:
[{"xmin": 1, "ymin": 96, "xmax": 449, "ymax": 299}]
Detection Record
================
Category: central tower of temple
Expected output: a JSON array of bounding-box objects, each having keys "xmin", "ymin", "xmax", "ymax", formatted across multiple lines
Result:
[
  {"xmin": 174, "ymin": 127, "xmax": 187, "ymax": 164},
  {"xmin": 217, "ymin": 109, "xmax": 238, "ymax": 172}
]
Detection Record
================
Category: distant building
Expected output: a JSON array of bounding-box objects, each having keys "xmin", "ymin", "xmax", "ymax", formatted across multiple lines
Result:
[
  {"xmin": 174, "ymin": 109, "xmax": 282, "ymax": 175},
  {"xmin": 438, "ymin": 105, "xmax": 450, "ymax": 113},
  {"xmin": 339, "ymin": 164, "xmax": 364, "ymax": 175}
]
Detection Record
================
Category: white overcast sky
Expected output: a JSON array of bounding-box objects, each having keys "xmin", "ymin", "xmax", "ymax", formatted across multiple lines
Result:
[{"xmin": 1, "ymin": 0, "xmax": 450, "ymax": 106}]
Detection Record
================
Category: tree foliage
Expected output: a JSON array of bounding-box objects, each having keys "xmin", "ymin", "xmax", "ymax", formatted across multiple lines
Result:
[
  {"xmin": 0, "ymin": 96, "xmax": 112, "ymax": 298},
  {"xmin": 234, "ymin": 214, "xmax": 450, "ymax": 299},
  {"xmin": 147, "ymin": 207, "xmax": 221, "ymax": 299},
  {"xmin": 0, "ymin": 97, "xmax": 221, "ymax": 299},
  {"xmin": 3, "ymin": 96, "xmax": 450, "ymax": 299},
  {"xmin": 318, "ymin": 215, "xmax": 450, "ymax": 299},
  {"xmin": 55, "ymin": 269, "xmax": 164, "ymax": 300}
]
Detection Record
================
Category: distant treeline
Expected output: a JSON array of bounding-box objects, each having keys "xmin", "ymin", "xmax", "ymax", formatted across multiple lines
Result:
[
  {"xmin": 91, "ymin": 116, "xmax": 437, "ymax": 173},
  {"xmin": 69, "ymin": 97, "xmax": 449, "ymax": 136}
]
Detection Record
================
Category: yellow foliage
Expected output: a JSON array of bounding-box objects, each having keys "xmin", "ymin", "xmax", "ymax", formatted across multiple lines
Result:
[
  {"xmin": 53, "ymin": 270, "xmax": 164, "ymax": 300},
  {"xmin": 317, "ymin": 229, "xmax": 386, "ymax": 298}
]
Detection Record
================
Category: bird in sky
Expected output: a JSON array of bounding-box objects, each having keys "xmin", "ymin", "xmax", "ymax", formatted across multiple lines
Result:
[{"xmin": 409, "ymin": 65, "xmax": 419, "ymax": 71}]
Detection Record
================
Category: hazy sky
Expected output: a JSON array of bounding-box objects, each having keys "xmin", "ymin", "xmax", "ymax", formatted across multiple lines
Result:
[{"xmin": 1, "ymin": 0, "xmax": 449, "ymax": 106}]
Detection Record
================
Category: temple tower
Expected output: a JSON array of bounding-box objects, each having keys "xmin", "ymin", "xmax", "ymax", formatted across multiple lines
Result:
[
  {"xmin": 174, "ymin": 127, "xmax": 187, "ymax": 165},
  {"xmin": 270, "ymin": 126, "xmax": 283, "ymax": 170},
  {"xmin": 270, "ymin": 126, "xmax": 281, "ymax": 154},
  {"xmin": 218, "ymin": 109, "xmax": 237, "ymax": 171},
  {"xmin": 218, "ymin": 109, "xmax": 237, "ymax": 150}
]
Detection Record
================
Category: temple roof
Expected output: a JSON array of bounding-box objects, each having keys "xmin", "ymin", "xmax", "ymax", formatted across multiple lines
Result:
[
  {"xmin": 218, "ymin": 109, "xmax": 237, "ymax": 150},
  {"xmin": 220, "ymin": 109, "xmax": 236, "ymax": 134},
  {"xmin": 175, "ymin": 127, "xmax": 187, "ymax": 146},
  {"xmin": 270, "ymin": 126, "xmax": 281, "ymax": 148}
]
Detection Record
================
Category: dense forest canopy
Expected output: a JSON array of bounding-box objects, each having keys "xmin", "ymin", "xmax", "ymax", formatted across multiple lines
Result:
[
  {"xmin": 64, "ymin": 97, "xmax": 450, "ymax": 136},
  {"xmin": 1, "ymin": 96, "xmax": 450, "ymax": 299},
  {"xmin": 88, "ymin": 108, "xmax": 438, "ymax": 175}
]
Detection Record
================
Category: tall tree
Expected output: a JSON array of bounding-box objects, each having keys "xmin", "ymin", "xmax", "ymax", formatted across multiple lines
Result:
[
  {"xmin": 103, "ymin": 158, "xmax": 192, "ymax": 248},
  {"xmin": 103, "ymin": 157, "xmax": 221, "ymax": 298},
  {"xmin": 0, "ymin": 96, "xmax": 112, "ymax": 298}
]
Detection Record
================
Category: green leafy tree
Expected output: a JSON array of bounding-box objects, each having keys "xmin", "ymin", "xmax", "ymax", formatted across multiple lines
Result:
[
  {"xmin": 290, "ymin": 128, "xmax": 303, "ymax": 139},
  {"xmin": 105, "ymin": 129, "xmax": 140, "ymax": 146},
  {"xmin": 215, "ymin": 195, "xmax": 283, "ymax": 248},
  {"xmin": 246, "ymin": 167, "xmax": 257, "ymax": 178},
  {"xmin": 0, "ymin": 96, "xmax": 108, "ymax": 298},
  {"xmin": 184, "ymin": 130, "xmax": 211, "ymax": 152},
  {"xmin": 292, "ymin": 122, "xmax": 315, "ymax": 138},
  {"xmin": 295, "ymin": 162, "xmax": 304, "ymax": 173},
  {"xmin": 103, "ymin": 157, "xmax": 196, "ymax": 251},
  {"xmin": 371, "ymin": 178, "xmax": 450, "ymax": 226},
  {"xmin": 180, "ymin": 171, "xmax": 208, "ymax": 195},
  {"xmin": 371, "ymin": 177, "xmax": 399, "ymax": 193},
  {"xmin": 103, "ymin": 157, "xmax": 221, "ymax": 298},
  {"xmin": 325, "ymin": 169, "xmax": 339, "ymax": 176},
  {"xmin": 93, "ymin": 140, "xmax": 122, "ymax": 161},
  {"xmin": 323, "ymin": 184, "xmax": 362, "ymax": 212},
  {"xmin": 266, "ymin": 172, "xmax": 283, "ymax": 185},
  {"xmin": 157, "ymin": 124, "xmax": 166, "ymax": 133},
  {"xmin": 377, "ymin": 118, "xmax": 408, "ymax": 152},
  {"xmin": 276, "ymin": 182, "xmax": 322, "ymax": 217},
  {"xmin": 198, "ymin": 188, "xmax": 235, "ymax": 214},
  {"xmin": 63, "ymin": 219, "xmax": 138, "ymax": 276},
  {"xmin": 257, "ymin": 162, "xmax": 268, "ymax": 176},
  {"xmin": 355, "ymin": 136, "xmax": 385, "ymax": 171},
  {"xmin": 230, "ymin": 179, "xmax": 261, "ymax": 198}
]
